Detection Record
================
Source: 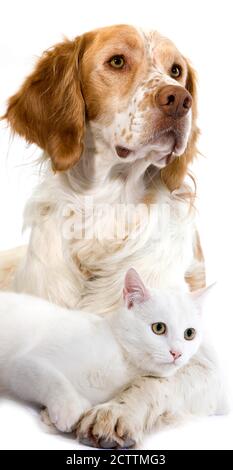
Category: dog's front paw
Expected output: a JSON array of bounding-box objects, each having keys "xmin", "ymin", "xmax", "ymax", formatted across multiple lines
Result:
[{"xmin": 76, "ymin": 401, "xmax": 141, "ymax": 448}]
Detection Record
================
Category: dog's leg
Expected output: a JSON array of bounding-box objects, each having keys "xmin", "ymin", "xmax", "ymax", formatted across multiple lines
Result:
[
  {"xmin": 185, "ymin": 229, "xmax": 206, "ymax": 291},
  {"xmin": 76, "ymin": 344, "xmax": 227, "ymax": 448},
  {"xmin": 0, "ymin": 246, "xmax": 26, "ymax": 290}
]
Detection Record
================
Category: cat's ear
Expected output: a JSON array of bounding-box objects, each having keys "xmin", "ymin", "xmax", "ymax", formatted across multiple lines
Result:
[
  {"xmin": 190, "ymin": 282, "xmax": 216, "ymax": 311},
  {"xmin": 123, "ymin": 268, "xmax": 150, "ymax": 309}
]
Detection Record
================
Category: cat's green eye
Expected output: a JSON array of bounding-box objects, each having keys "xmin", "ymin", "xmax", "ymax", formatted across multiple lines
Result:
[
  {"xmin": 151, "ymin": 322, "xmax": 166, "ymax": 335},
  {"xmin": 184, "ymin": 328, "xmax": 196, "ymax": 341}
]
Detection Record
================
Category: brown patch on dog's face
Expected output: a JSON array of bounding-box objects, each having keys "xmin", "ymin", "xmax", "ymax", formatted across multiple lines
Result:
[
  {"xmin": 153, "ymin": 38, "xmax": 188, "ymax": 84},
  {"xmin": 80, "ymin": 25, "xmax": 146, "ymax": 122}
]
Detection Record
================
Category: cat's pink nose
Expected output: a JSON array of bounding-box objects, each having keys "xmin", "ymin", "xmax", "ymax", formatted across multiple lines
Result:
[{"xmin": 170, "ymin": 350, "xmax": 182, "ymax": 361}]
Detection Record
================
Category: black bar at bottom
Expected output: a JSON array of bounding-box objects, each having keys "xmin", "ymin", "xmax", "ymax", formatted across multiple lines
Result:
[{"xmin": 0, "ymin": 449, "xmax": 231, "ymax": 467}]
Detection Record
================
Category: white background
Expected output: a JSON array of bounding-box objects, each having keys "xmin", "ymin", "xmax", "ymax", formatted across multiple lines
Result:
[{"xmin": 0, "ymin": 0, "xmax": 232, "ymax": 450}]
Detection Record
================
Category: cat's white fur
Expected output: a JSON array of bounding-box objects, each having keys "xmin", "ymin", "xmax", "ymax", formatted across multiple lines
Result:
[{"xmin": 0, "ymin": 269, "xmax": 207, "ymax": 434}]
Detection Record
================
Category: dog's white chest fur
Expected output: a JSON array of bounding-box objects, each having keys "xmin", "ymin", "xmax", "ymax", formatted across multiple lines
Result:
[{"xmin": 18, "ymin": 156, "xmax": 195, "ymax": 314}]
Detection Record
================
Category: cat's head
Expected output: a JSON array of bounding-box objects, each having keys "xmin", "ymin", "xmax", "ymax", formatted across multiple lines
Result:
[{"xmin": 120, "ymin": 268, "xmax": 212, "ymax": 377}]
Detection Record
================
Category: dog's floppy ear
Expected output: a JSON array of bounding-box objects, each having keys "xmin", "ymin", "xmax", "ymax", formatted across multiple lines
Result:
[
  {"xmin": 161, "ymin": 60, "xmax": 199, "ymax": 192},
  {"xmin": 4, "ymin": 37, "xmax": 85, "ymax": 171}
]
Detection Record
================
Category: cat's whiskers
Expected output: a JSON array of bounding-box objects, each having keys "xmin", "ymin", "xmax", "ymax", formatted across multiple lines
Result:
[{"xmin": 134, "ymin": 350, "xmax": 171, "ymax": 371}]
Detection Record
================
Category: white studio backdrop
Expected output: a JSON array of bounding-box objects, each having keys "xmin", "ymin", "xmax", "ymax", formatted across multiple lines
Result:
[{"xmin": 0, "ymin": 0, "xmax": 232, "ymax": 450}]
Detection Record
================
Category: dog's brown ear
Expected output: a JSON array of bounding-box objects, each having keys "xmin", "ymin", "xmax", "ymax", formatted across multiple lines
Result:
[
  {"xmin": 5, "ymin": 38, "xmax": 85, "ymax": 171},
  {"xmin": 161, "ymin": 60, "xmax": 199, "ymax": 192}
]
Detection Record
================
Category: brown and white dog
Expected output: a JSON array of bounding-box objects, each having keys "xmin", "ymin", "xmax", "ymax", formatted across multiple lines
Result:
[{"xmin": 0, "ymin": 25, "xmax": 224, "ymax": 448}]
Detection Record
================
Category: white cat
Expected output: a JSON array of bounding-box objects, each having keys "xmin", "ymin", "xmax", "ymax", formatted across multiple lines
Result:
[{"xmin": 0, "ymin": 268, "xmax": 209, "ymax": 435}]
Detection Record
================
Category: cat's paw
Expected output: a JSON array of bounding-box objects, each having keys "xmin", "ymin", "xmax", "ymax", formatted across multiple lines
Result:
[
  {"xmin": 46, "ymin": 400, "xmax": 85, "ymax": 433},
  {"xmin": 76, "ymin": 402, "xmax": 141, "ymax": 448},
  {"xmin": 40, "ymin": 408, "xmax": 55, "ymax": 427}
]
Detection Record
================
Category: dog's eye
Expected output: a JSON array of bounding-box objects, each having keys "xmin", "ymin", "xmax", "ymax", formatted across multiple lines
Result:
[
  {"xmin": 170, "ymin": 64, "xmax": 182, "ymax": 78},
  {"xmin": 151, "ymin": 322, "xmax": 166, "ymax": 335},
  {"xmin": 109, "ymin": 55, "xmax": 125, "ymax": 69},
  {"xmin": 184, "ymin": 328, "xmax": 196, "ymax": 340}
]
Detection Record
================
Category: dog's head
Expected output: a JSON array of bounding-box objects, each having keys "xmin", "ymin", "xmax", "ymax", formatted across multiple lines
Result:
[{"xmin": 5, "ymin": 25, "xmax": 198, "ymax": 190}]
